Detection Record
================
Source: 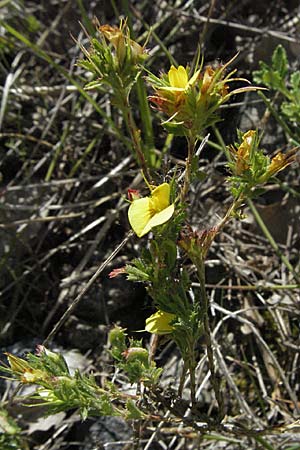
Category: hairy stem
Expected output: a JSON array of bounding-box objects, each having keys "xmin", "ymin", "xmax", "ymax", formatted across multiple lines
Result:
[
  {"xmin": 188, "ymin": 342, "xmax": 197, "ymax": 408},
  {"xmin": 178, "ymin": 360, "xmax": 188, "ymax": 398},
  {"xmin": 181, "ymin": 133, "xmax": 197, "ymax": 202},
  {"xmin": 121, "ymin": 95, "xmax": 151, "ymax": 183}
]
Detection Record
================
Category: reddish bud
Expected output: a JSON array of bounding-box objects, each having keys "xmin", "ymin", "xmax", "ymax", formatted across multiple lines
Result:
[
  {"xmin": 109, "ymin": 267, "xmax": 126, "ymax": 278},
  {"xmin": 127, "ymin": 189, "xmax": 140, "ymax": 201}
]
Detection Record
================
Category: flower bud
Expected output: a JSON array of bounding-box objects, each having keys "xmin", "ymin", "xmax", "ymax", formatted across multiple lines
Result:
[
  {"xmin": 108, "ymin": 326, "xmax": 127, "ymax": 350},
  {"xmin": 122, "ymin": 347, "xmax": 149, "ymax": 366},
  {"xmin": 127, "ymin": 188, "xmax": 140, "ymax": 201},
  {"xmin": 108, "ymin": 267, "xmax": 126, "ymax": 278},
  {"xmin": 5, "ymin": 353, "xmax": 49, "ymax": 384}
]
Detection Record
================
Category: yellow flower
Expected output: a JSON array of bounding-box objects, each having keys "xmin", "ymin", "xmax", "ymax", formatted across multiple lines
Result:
[
  {"xmin": 164, "ymin": 65, "xmax": 200, "ymax": 92},
  {"xmin": 99, "ymin": 22, "xmax": 145, "ymax": 65},
  {"xmin": 235, "ymin": 130, "xmax": 256, "ymax": 175},
  {"xmin": 5, "ymin": 353, "xmax": 48, "ymax": 384},
  {"xmin": 145, "ymin": 310, "xmax": 176, "ymax": 334},
  {"xmin": 168, "ymin": 65, "xmax": 189, "ymax": 89},
  {"xmin": 267, "ymin": 150, "xmax": 297, "ymax": 176},
  {"xmin": 5, "ymin": 353, "xmax": 31, "ymax": 374},
  {"xmin": 128, "ymin": 183, "xmax": 174, "ymax": 237},
  {"xmin": 228, "ymin": 130, "xmax": 256, "ymax": 175}
]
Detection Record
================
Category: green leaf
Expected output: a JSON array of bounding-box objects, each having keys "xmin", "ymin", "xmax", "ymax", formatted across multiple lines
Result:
[
  {"xmin": 163, "ymin": 239, "xmax": 177, "ymax": 270},
  {"xmin": 281, "ymin": 101, "xmax": 300, "ymax": 122},
  {"xmin": 84, "ymin": 79, "xmax": 104, "ymax": 90},
  {"xmin": 253, "ymin": 45, "xmax": 288, "ymax": 93},
  {"xmin": 272, "ymin": 44, "xmax": 288, "ymax": 79},
  {"xmin": 0, "ymin": 409, "xmax": 21, "ymax": 435},
  {"xmin": 162, "ymin": 121, "xmax": 186, "ymax": 136},
  {"xmin": 289, "ymin": 71, "xmax": 300, "ymax": 105},
  {"xmin": 125, "ymin": 400, "xmax": 146, "ymax": 419},
  {"xmin": 126, "ymin": 264, "xmax": 150, "ymax": 282}
]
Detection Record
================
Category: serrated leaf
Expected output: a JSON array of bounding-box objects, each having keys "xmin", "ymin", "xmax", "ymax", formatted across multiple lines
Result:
[
  {"xmin": 271, "ymin": 44, "xmax": 288, "ymax": 79},
  {"xmin": 290, "ymin": 71, "xmax": 300, "ymax": 104},
  {"xmin": 290, "ymin": 71, "xmax": 300, "ymax": 93},
  {"xmin": 281, "ymin": 101, "xmax": 300, "ymax": 121},
  {"xmin": 253, "ymin": 45, "xmax": 288, "ymax": 92}
]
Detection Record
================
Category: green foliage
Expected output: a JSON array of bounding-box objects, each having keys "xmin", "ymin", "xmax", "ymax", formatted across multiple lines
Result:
[
  {"xmin": 227, "ymin": 129, "xmax": 296, "ymax": 199},
  {"xmin": 253, "ymin": 44, "xmax": 288, "ymax": 93},
  {"xmin": 281, "ymin": 71, "xmax": 300, "ymax": 122},
  {"xmin": 1, "ymin": 346, "xmax": 151, "ymax": 420},
  {"xmin": 253, "ymin": 44, "xmax": 300, "ymax": 140},
  {"xmin": 125, "ymin": 399, "xmax": 146, "ymax": 419},
  {"xmin": 108, "ymin": 326, "xmax": 162, "ymax": 385},
  {"xmin": 125, "ymin": 258, "xmax": 152, "ymax": 282},
  {"xmin": 0, "ymin": 409, "xmax": 27, "ymax": 450},
  {"xmin": 28, "ymin": 346, "xmax": 70, "ymax": 376}
]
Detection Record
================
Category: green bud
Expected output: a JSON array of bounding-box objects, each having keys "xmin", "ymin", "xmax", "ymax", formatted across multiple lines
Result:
[
  {"xmin": 122, "ymin": 347, "xmax": 149, "ymax": 366},
  {"xmin": 108, "ymin": 326, "xmax": 127, "ymax": 350},
  {"xmin": 35, "ymin": 345, "xmax": 70, "ymax": 375}
]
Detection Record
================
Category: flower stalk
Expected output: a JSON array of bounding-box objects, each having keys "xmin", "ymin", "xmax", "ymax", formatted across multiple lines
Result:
[
  {"xmin": 120, "ymin": 93, "xmax": 151, "ymax": 182},
  {"xmin": 181, "ymin": 132, "xmax": 197, "ymax": 202}
]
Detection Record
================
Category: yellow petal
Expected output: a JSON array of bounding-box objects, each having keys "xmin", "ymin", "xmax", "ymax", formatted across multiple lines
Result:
[
  {"xmin": 142, "ymin": 204, "xmax": 175, "ymax": 236},
  {"xmin": 128, "ymin": 197, "xmax": 152, "ymax": 237},
  {"xmin": 168, "ymin": 65, "xmax": 188, "ymax": 89},
  {"xmin": 145, "ymin": 310, "xmax": 175, "ymax": 334},
  {"xmin": 150, "ymin": 183, "xmax": 171, "ymax": 211},
  {"xmin": 128, "ymin": 183, "xmax": 174, "ymax": 237}
]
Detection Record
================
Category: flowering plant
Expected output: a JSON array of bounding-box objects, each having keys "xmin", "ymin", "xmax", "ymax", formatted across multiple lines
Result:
[
  {"xmin": 148, "ymin": 57, "xmax": 258, "ymax": 136},
  {"xmin": 2, "ymin": 18, "xmax": 298, "ymax": 443}
]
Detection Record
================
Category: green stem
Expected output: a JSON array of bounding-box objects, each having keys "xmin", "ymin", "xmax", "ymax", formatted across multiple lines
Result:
[
  {"xmin": 189, "ymin": 349, "xmax": 196, "ymax": 408},
  {"xmin": 212, "ymin": 125, "xmax": 232, "ymax": 161},
  {"xmin": 181, "ymin": 133, "xmax": 197, "ymax": 202},
  {"xmin": 121, "ymin": 95, "xmax": 151, "ymax": 183},
  {"xmin": 215, "ymin": 196, "xmax": 243, "ymax": 233},
  {"xmin": 178, "ymin": 360, "xmax": 188, "ymax": 399},
  {"xmin": 135, "ymin": 75, "xmax": 156, "ymax": 167}
]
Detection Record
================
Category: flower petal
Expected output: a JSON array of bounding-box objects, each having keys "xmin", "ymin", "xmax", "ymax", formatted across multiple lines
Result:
[
  {"xmin": 142, "ymin": 204, "xmax": 175, "ymax": 236},
  {"xmin": 145, "ymin": 310, "xmax": 175, "ymax": 334},
  {"xmin": 168, "ymin": 65, "xmax": 188, "ymax": 89},
  {"xmin": 150, "ymin": 182, "xmax": 171, "ymax": 211},
  {"xmin": 128, "ymin": 197, "xmax": 152, "ymax": 237}
]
